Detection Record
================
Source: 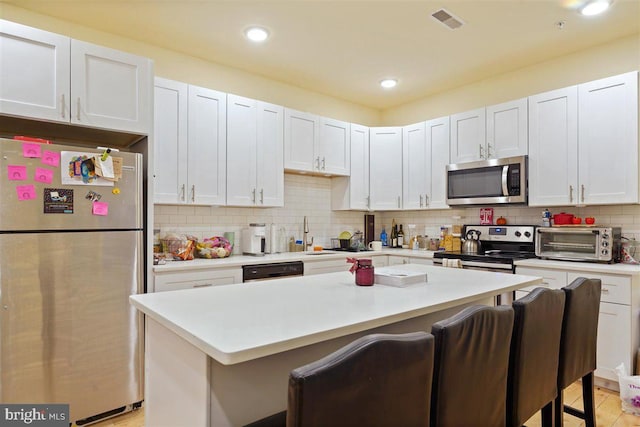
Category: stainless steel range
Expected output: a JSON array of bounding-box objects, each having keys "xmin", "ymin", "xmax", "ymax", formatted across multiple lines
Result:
[{"xmin": 433, "ymin": 225, "xmax": 537, "ymax": 273}]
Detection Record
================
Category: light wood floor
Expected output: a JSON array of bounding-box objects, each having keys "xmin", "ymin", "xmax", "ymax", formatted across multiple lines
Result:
[{"xmin": 92, "ymin": 383, "xmax": 639, "ymax": 427}]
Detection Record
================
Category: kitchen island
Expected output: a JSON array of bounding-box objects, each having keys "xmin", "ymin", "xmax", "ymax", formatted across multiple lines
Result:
[{"xmin": 131, "ymin": 264, "xmax": 541, "ymax": 427}]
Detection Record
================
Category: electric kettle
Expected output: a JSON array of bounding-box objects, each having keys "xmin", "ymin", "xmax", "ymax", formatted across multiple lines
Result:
[{"xmin": 462, "ymin": 229, "xmax": 482, "ymax": 254}]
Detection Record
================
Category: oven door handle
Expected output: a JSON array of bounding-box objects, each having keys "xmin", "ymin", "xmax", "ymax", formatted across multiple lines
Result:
[
  {"xmin": 501, "ymin": 165, "xmax": 509, "ymax": 196},
  {"xmin": 537, "ymin": 228, "xmax": 600, "ymax": 235}
]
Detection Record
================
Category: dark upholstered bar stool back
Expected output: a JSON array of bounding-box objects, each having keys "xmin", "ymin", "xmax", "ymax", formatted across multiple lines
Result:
[
  {"xmin": 430, "ymin": 305, "xmax": 514, "ymax": 427},
  {"xmin": 555, "ymin": 277, "xmax": 602, "ymax": 427},
  {"xmin": 507, "ymin": 287, "xmax": 566, "ymax": 427},
  {"xmin": 286, "ymin": 332, "xmax": 435, "ymax": 427}
]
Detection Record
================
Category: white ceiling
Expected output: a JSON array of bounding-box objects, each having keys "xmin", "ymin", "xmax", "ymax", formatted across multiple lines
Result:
[{"xmin": 7, "ymin": 0, "xmax": 640, "ymax": 110}]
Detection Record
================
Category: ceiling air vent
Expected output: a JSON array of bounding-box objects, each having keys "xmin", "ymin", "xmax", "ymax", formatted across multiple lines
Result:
[{"xmin": 431, "ymin": 8, "xmax": 464, "ymax": 30}]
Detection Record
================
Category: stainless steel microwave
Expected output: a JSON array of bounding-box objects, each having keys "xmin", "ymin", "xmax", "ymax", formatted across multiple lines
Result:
[
  {"xmin": 446, "ymin": 155, "xmax": 527, "ymax": 206},
  {"xmin": 535, "ymin": 226, "xmax": 621, "ymax": 263}
]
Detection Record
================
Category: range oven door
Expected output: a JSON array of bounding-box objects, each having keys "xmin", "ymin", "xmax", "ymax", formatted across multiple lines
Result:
[{"xmin": 446, "ymin": 155, "xmax": 527, "ymax": 205}]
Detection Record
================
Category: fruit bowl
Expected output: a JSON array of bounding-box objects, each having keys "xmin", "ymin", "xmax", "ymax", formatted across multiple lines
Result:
[{"xmin": 196, "ymin": 236, "xmax": 233, "ymax": 259}]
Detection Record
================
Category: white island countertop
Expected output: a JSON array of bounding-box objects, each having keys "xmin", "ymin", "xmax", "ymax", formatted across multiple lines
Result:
[{"xmin": 131, "ymin": 264, "xmax": 541, "ymax": 365}]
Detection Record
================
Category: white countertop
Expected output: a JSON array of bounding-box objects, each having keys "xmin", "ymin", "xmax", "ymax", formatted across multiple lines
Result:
[
  {"xmin": 131, "ymin": 264, "xmax": 541, "ymax": 365},
  {"xmin": 514, "ymin": 258, "xmax": 640, "ymax": 275},
  {"xmin": 153, "ymin": 248, "xmax": 436, "ymax": 273}
]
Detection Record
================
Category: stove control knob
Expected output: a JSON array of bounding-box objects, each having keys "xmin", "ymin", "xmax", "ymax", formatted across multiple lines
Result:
[
  {"xmin": 515, "ymin": 231, "xmax": 522, "ymax": 237},
  {"xmin": 602, "ymin": 248, "xmax": 609, "ymax": 255},
  {"xmin": 524, "ymin": 231, "xmax": 531, "ymax": 238},
  {"xmin": 602, "ymin": 233, "xmax": 609, "ymax": 240},
  {"xmin": 602, "ymin": 241, "xmax": 609, "ymax": 247}
]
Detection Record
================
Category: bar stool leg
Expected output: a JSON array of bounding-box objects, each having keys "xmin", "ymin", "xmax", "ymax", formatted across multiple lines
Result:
[
  {"xmin": 582, "ymin": 373, "xmax": 596, "ymax": 427},
  {"xmin": 554, "ymin": 391, "xmax": 564, "ymax": 427},
  {"xmin": 541, "ymin": 401, "xmax": 554, "ymax": 427}
]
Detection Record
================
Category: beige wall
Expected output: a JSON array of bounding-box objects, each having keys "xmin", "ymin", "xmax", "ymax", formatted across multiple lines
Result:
[
  {"xmin": 381, "ymin": 33, "xmax": 640, "ymax": 126},
  {"xmin": 0, "ymin": 4, "xmax": 381, "ymax": 126}
]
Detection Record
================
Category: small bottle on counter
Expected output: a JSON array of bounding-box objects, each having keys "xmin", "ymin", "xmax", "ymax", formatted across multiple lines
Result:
[
  {"xmin": 391, "ymin": 219, "xmax": 398, "ymax": 248},
  {"xmin": 542, "ymin": 209, "xmax": 551, "ymax": 227},
  {"xmin": 397, "ymin": 225, "xmax": 405, "ymax": 247},
  {"xmin": 381, "ymin": 227, "xmax": 388, "ymax": 246}
]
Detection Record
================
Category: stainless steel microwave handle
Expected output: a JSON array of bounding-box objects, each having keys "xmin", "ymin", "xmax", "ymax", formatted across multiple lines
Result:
[
  {"xmin": 537, "ymin": 228, "xmax": 600, "ymax": 234},
  {"xmin": 501, "ymin": 165, "xmax": 509, "ymax": 196}
]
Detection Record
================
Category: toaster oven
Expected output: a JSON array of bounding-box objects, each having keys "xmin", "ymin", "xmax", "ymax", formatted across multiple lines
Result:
[{"xmin": 535, "ymin": 226, "xmax": 621, "ymax": 263}]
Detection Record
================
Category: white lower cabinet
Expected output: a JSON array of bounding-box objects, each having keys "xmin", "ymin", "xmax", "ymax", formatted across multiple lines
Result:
[
  {"xmin": 387, "ymin": 255, "xmax": 433, "ymax": 266},
  {"xmin": 515, "ymin": 265, "xmax": 638, "ymax": 388},
  {"xmin": 154, "ymin": 268, "xmax": 242, "ymax": 292},
  {"xmin": 304, "ymin": 259, "xmax": 350, "ymax": 275}
]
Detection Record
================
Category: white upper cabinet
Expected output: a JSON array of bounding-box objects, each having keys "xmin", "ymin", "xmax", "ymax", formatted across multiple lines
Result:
[
  {"xmin": 402, "ymin": 122, "xmax": 428, "ymax": 210},
  {"xmin": 425, "ymin": 116, "xmax": 451, "ymax": 209},
  {"xmin": 577, "ymin": 71, "xmax": 638, "ymax": 205},
  {"xmin": 70, "ymin": 40, "xmax": 151, "ymax": 134},
  {"xmin": 0, "ymin": 20, "xmax": 151, "ymax": 134},
  {"xmin": 227, "ymin": 94, "xmax": 284, "ymax": 207},
  {"xmin": 450, "ymin": 99, "xmax": 527, "ymax": 163},
  {"xmin": 529, "ymin": 71, "xmax": 638, "ymax": 206},
  {"xmin": 187, "ymin": 85, "xmax": 227, "ymax": 205},
  {"xmin": 318, "ymin": 117, "xmax": 350, "ymax": 175},
  {"xmin": 153, "ymin": 78, "xmax": 188, "ymax": 204},
  {"xmin": 369, "ymin": 127, "xmax": 403, "ymax": 210},
  {"xmin": 284, "ymin": 109, "xmax": 349, "ymax": 176},
  {"xmin": 332, "ymin": 124, "xmax": 369, "ymax": 210},
  {"xmin": 0, "ymin": 20, "xmax": 70, "ymax": 123},
  {"xmin": 486, "ymin": 98, "xmax": 528, "ymax": 159},
  {"xmin": 528, "ymin": 86, "xmax": 579, "ymax": 206},
  {"xmin": 153, "ymin": 78, "xmax": 226, "ymax": 205},
  {"xmin": 450, "ymin": 107, "xmax": 486, "ymax": 163}
]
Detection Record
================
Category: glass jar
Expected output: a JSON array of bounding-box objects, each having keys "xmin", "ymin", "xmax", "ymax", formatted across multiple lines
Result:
[{"xmin": 355, "ymin": 259, "xmax": 374, "ymax": 286}]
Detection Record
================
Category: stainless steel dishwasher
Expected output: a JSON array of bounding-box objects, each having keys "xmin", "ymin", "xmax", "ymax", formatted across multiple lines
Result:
[{"xmin": 242, "ymin": 261, "xmax": 304, "ymax": 282}]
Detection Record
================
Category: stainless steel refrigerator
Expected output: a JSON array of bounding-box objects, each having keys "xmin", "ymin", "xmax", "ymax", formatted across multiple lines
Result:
[{"xmin": 0, "ymin": 138, "xmax": 144, "ymax": 423}]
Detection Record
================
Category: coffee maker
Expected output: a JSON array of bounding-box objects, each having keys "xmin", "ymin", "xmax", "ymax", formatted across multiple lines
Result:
[{"xmin": 242, "ymin": 223, "xmax": 266, "ymax": 256}]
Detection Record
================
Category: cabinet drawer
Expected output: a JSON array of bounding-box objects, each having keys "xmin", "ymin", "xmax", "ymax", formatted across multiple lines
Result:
[
  {"xmin": 154, "ymin": 268, "xmax": 242, "ymax": 292},
  {"xmin": 567, "ymin": 272, "xmax": 631, "ymax": 305},
  {"xmin": 515, "ymin": 267, "xmax": 567, "ymax": 292}
]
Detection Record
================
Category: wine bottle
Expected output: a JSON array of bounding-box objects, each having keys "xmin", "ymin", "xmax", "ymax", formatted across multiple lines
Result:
[
  {"xmin": 397, "ymin": 224, "xmax": 404, "ymax": 247},
  {"xmin": 391, "ymin": 219, "xmax": 398, "ymax": 248}
]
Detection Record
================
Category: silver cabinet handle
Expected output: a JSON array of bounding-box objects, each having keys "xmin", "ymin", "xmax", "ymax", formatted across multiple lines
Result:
[
  {"xmin": 322, "ymin": 157, "xmax": 326, "ymax": 170},
  {"xmin": 569, "ymin": 185, "xmax": 573, "ymax": 203},
  {"xmin": 260, "ymin": 189, "xmax": 264, "ymax": 204},
  {"xmin": 180, "ymin": 184, "xmax": 185, "ymax": 201},
  {"xmin": 77, "ymin": 98, "xmax": 81, "ymax": 121},
  {"xmin": 397, "ymin": 196, "xmax": 401, "ymax": 208},
  {"xmin": 366, "ymin": 196, "xmax": 370, "ymax": 209},
  {"xmin": 61, "ymin": 94, "xmax": 66, "ymax": 118},
  {"xmin": 315, "ymin": 156, "xmax": 320, "ymax": 170},
  {"xmin": 252, "ymin": 188, "xmax": 256, "ymax": 203},
  {"xmin": 193, "ymin": 283, "xmax": 213, "ymax": 288},
  {"xmin": 420, "ymin": 195, "xmax": 423, "ymax": 208},
  {"xmin": 425, "ymin": 194, "xmax": 429, "ymax": 207},
  {"xmin": 581, "ymin": 184, "xmax": 585, "ymax": 203},
  {"xmin": 601, "ymin": 288, "xmax": 610, "ymax": 294},
  {"xmin": 487, "ymin": 143, "xmax": 493, "ymax": 159},
  {"xmin": 479, "ymin": 144, "xmax": 484, "ymax": 159},
  {"xmin": 191, "ymin": 185, "xmax": 195, "ymax": 202}
]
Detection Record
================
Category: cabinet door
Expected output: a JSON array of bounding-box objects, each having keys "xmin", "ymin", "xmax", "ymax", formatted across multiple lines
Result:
[
  {"xmin": 387, "ymin": 256, "xmax": 410, "ymax": 266},
  {"xmin": 332, "ymin": 124, "xmax": 369, "ymax": 210},
  {"xmin": 187, "ymin": 85, "xmax": 227, "ymax": 205},
  {"xmin": 0, "ymin": 20, "xmax": 70, "ymax": 123},
  {"xmin": 578, "ymin": 71, "xmax": 638, "ymax": 205},
  {"xmin": 369, "ymin": 127, "xmax": 403, "ymax": 210},
  {"xmin": 70, "ymin": 40, "xmax": 151, "ymax": 134},
  {"xmin": 402, "ymin": 122, "xmax": 428, "ymax": 209},
  {"xmin": 450, "ymin": 108, "xmax": 486, "ymax": 163},
  {"xmin": 284, "ymin": 109, "xmax": 318, "ymax": 172},
  {"xmin": 426, "ymin": 116, "xmax": 450, "ymax": 209},
  {"xmin": 595, "ymin": 302, "xmax": 631, "ymax": 382},
  {"xmin": 226, "ymin": 94, "xmax": 258, "ymax": 206},
  {"xmin": 257, "ymin": 101, "xmax": 284, "ymax": 207},
  {"xmin": 486, "ymin": 98, "xmax": 528, "ymax": 159},
  {"xmin": 528, "ymin": 86, "xmax": 578, "ymax": 206},
  {"xmin": 154, "ymin": 268, "xmax": 242, "ymax": 292},
  {"xmin": 304, "ymin": 260, "xmax": 349, "ymax": 275},
  {"xmin": 515, "ymin": 267, "xmax": 567, "ymax": 292},
  {"xmin": 319, "ymin": 118, "xmax": 350, "ymax": 175},
  {"xmin": 153, "ymin": 78, "xmax": 188, "ymax": 204}
]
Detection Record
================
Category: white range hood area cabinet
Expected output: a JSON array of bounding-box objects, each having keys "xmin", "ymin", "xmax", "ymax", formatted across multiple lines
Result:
[
  {"xmin": 0, "ymin": 20, "xmax": 151, "ymax": 135},
  {"xmin": 528, "ymin": 71, "xmax": 638, "ymax": 207},
  {"xmin": 227, "ymin": 95, "xmax": 284, "ymax": 207},
  {"xmin": 283, "ymin": 109, "xmax": 350, "ymax": 176},
  {"xmin": 154, "ymin": 78, "xmax": 227, "ymax": 205},
  {"xmin": 450, "ymin": 98, "xmax": 528, "ymax": 164}
]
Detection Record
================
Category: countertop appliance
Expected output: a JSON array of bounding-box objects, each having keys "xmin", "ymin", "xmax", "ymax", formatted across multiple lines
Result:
[
  {"xmin": 243, "ymin": 223, "xmax": 266, "ymax": 256},
  {"xmin": 535, "ymin": 226, "xmax": 621, "ymax": 263},
  {"xmin": 0, "ymin": 139, "xmax": 143, "ymax": 424},
  {"xmin": 433, "ymin": 225, "xmax": 537, "ymax": 273},
  {"xmin": 446, "ymin": 155, "xmax": 527, "ymax": 206},
  {"xmin": 242, "ymin": 261, "xmax": 304, "ymax": 282}
]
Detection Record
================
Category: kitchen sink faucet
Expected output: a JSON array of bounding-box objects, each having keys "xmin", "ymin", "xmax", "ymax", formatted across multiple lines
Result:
[{"xmin": 303, "ymin": 216, "xmax": 313, "ymax": 251}]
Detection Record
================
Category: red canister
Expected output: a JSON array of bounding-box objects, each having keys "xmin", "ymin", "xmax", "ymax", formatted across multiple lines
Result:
[{"xmin": 348, "ymin": 258, "xmax": 374, "ymax": 286}]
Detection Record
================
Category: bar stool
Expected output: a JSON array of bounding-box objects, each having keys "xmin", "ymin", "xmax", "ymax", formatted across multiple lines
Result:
[
  {"xmin": 245, "ymin": 331, "xmax": 435, "ymax": 427},
  {"xmin": 555, "ymin": 277, "xmax": 602, "ymax": 427},
  {"xmin": 507, "ymin": 287, "xmax": 566, "ymax": 427},
  {"xmin": 430, "ymin": 305, "xmax": 514, "ymax": 427}
]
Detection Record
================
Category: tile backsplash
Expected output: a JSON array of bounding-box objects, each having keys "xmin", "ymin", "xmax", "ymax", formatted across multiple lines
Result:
[{"xmin": 154, "ymin": 174, "xmax": 640, "ymax": 252}]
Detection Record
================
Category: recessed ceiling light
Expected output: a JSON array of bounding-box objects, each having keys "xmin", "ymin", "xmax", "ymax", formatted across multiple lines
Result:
[
  {"xmin": 380, "ymin": 79, "xmax": 398, "ymax": 89},
  {"xmin": 245, "ymin": 27, "xmax": 269, "ymax": 42},
  {"xmin": 580, "ymin": 0, "xmax": 612, "ymax": 16}
]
